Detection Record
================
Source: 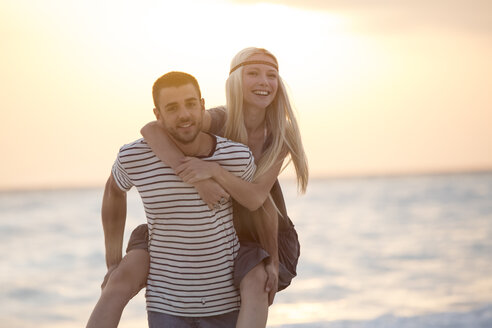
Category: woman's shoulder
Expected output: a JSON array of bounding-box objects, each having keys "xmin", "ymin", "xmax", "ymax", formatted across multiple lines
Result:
[
  {"xmin": 207, "ymin": 106, "xmax": 227, "ymax": 118},
  {"xmin": 207, "ymin": 106, "xmax": 227, "ymax": 136}
]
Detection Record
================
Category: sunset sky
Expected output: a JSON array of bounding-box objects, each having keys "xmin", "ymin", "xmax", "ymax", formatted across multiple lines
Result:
[{"xmin": 1, "ymin": 0, "xmax": 491, "ymax": 190}]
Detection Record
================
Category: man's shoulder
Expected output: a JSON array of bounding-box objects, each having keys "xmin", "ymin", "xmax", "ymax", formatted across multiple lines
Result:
[
  {"xmin": 212, "ymin": 136, "xmax": 255, "ymax": 167},
  {"xmin": 117, "ymin": 138, "xmax": 153, "ymax": 160},
  {"xmin": 211, "ymin": 135, "xmax": 255, "ymax": 179},
  {"xmin": 118, "ymin": 138, "xmax": 149, "ymax": 153},
  {"xmin": 214, "ymin": 136, "xmax": 252, "ymax": 154}
]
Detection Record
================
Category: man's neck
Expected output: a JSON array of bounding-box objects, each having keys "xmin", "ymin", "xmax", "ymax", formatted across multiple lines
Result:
[{"xmin": 176, "ymin": 132, "xmax": 214, "ymax": 157}]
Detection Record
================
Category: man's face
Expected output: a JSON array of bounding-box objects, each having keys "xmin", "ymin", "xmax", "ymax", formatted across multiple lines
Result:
[{"xmin": 153, "ymin": 83, "xmax": 204, "ymax": 145}]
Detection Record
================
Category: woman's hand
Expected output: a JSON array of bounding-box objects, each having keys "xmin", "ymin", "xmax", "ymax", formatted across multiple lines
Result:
[
  {"xmin": 193, "ymin": 179, "xmax": 230, "ymax": 210},
  {"xmin": 176, "ymin": 157, "xmax": 220, "ymax": 184}
]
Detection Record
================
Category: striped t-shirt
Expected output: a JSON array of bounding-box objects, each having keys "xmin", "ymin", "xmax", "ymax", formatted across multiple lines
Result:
[{"xmin": 111, "ymin": 135, "xmax": 255, "ymax": 317}]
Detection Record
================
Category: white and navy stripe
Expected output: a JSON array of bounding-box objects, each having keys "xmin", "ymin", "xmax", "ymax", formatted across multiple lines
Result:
[{"xmin": 112, "ymin": 136, "xmax": 255, "ymax": 317}]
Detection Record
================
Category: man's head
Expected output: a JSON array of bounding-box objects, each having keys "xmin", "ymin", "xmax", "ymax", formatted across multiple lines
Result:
[
  {"xmin": 152, "ymin": 72, "xmax": 205, "ymax": 145},
  {"xmin": 152, "ymin": 71, "xmax": 202, "ymax": 109}
]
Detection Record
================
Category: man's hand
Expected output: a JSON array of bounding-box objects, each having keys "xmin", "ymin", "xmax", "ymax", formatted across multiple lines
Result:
[
  {"xmin": 101, "ymin": 264, "xmax": 118, "ymax": 290},
  {"xmin": 264, "ymin": 258, "xmax": 279, "ymax": 305},
  {"xmin": 193, "ymin": 179, "xmax": 230, "ymax": 209}
]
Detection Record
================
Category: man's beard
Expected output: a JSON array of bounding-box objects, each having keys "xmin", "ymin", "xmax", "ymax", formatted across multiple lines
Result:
[{"xmin": 167, "ymin": 120, "xmax": 202, "ymax": 145}]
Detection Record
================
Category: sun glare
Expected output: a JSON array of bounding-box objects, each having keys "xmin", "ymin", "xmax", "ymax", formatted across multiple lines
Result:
[
  {"xmin": 3, "ymin": 0, "xmax": 490, "ymax": 189},
  {"xmin": 1, "ymin": 0, "xmax": 354, "ymax": 189}
]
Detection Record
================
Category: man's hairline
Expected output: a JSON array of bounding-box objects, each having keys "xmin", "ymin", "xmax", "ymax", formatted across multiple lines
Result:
[{"xmin": 155, "ymin": 83, "xmax": 202, "ymax": 113}]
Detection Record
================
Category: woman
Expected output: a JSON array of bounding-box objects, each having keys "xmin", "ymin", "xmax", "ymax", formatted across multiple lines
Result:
[{"xmin": 87, "ymin": 47, "xmax": 308, "ymax": 328}]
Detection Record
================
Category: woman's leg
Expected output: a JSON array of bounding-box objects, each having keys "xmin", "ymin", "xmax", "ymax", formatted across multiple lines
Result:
[
  {"xmin": 86, "ymin": 249, "xmax": 150, "ymax": 328},
  {"xmin": 236, "ymin": 262, "xmax": 269, "ymax": 328},
  {"xmin": 236, "ymin": 199, "xmax": 279, "ymax": 327}
]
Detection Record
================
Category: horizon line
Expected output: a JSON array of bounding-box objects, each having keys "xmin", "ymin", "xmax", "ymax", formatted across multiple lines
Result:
[{"xmin": 1, "ymin": 168, "xmax": 491, "ymax": 193}]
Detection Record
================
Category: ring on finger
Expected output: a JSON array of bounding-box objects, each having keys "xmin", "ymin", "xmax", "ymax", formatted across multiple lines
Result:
[{"xmin": 219, "ymin": 197, "xmax": 228, "ymax": 205}]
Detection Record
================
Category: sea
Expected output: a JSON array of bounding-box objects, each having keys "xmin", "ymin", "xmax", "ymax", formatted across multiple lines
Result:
[{"xmin": 1, "ymin": 172, "xmax": 491, "ymax": 328}]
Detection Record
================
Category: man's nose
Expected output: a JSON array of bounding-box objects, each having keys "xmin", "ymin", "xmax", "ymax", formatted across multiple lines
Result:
[{"xmin": 177, "ymin": 106, "xmax": 191, "ymax": 120}]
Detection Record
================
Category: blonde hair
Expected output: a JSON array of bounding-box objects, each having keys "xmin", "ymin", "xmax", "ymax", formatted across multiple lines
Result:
[{"xmin": 224, "ymin": 47, "xmax": 309, "ymax": 193}]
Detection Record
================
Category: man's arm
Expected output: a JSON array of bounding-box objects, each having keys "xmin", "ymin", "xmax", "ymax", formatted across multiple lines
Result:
[
  {"xmin": 253, "ymin": 197, "xmax": 279, "ymax": 305},
  {"xmin": 102, "ymin": 174, "xmax": 127, "ymax": 269}
]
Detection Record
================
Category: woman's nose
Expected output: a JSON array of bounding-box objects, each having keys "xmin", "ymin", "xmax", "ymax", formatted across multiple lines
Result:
[{"xmin": 259, "ymin": 74, "xmax": 268, "ymax": 85}]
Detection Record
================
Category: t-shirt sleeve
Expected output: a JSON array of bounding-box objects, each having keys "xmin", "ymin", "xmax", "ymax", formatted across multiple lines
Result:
[
  {"xmin": 207, "ymin": 106, "xmax": 227, "ymax": 136},
  {"xmin": 111, "ymin": 151, "xmax": 134, "ymax": 191},
  {"xmin": 240, "ymin": 150, "xmax": 256, "ymax": 183}
]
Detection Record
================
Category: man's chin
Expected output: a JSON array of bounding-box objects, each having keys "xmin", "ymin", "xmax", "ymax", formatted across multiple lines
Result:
[
  {"xmin": 169, "ymin": 132, "xmax": 198, "ymax": 145},
  {"xmin": 176, "ymin": 138, "xmax": 194, "ymax": 145}
]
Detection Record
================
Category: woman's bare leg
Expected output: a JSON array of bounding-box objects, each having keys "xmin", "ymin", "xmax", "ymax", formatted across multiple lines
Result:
[
  {"xmin": 236, "ymin": 262, "xmax": 269, "ymax": 328},
  {"xmin": 86, "ymin": 249, "xmax": 149, "ymax": 328}
]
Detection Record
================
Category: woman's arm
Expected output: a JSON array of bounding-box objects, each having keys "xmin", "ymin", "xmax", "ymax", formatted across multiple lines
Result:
[
  {"xmin": 141, "ymin": 116, "xmax": 229, "ymax": 208},
  {"xmin": 141, "ymin": 110, "xmax": 212, "ymax": 168},
  {"xmin": 142, "ymin": 111, "xmax": 282, "ymax": 211},
  {"xmin": 177, "ymin": 156, "xmax": 283, "ymax": 211}
]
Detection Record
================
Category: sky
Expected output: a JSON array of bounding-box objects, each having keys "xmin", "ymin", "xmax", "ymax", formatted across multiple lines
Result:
[{"xmin": 1, "ymin": 0, "xmax": 491, "ymax": 190}]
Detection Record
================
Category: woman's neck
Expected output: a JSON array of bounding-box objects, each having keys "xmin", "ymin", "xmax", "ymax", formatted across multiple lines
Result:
[
  {"xmin": 243, "ymin": 105, "xmax": 268, "ymax": 160},
  {"xmin": 243, "ymin": 105, "xmax": 266, "ymax": 135}
]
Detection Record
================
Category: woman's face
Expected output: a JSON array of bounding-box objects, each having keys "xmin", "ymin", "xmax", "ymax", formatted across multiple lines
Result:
[{"xmin": 241, "ymin": 53, "xmax": 279, "ymax": 111}]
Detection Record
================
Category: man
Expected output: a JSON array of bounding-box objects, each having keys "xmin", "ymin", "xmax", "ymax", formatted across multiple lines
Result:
[{"xmin": 92, "ymin": 72, "xmax": 256, "ymax": 327}]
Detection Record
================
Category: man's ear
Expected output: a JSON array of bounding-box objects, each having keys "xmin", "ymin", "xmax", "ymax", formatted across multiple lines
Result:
[
  {"xmin": 153, "ymin": 107, "xmax": 161, "ymax": 120},
  {"xmin": 200, "ymin": 98, "xmax": 205, "ymax": 111}
]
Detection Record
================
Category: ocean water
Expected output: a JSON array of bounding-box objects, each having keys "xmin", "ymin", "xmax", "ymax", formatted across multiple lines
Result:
[{"xmin": 1, "ymin": 172, "xmax": 491, "ymax": 327}]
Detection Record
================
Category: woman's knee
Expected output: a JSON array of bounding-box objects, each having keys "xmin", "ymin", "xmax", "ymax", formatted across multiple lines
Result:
[
  {"xmin": 105, "ymin": 268, "xmax": 135, "ymax": 296},
  {"xmin": 106, "ymin": 251, "xmax": 149, "ymax": 294}
]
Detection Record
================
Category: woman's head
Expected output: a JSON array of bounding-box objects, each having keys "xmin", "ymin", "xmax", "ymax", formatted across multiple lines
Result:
[
  {"xmin": 224, "ymin": 47, "xmax": 309, "ymax": 193},
  {"xmin": 225, "ymin": 48, "xmax": 281, "ymax": 146},
  {"xmin": 239, "ymin": 53, "xmax": 279, "ymax": 112},
  {"xmin": 227, "ymin": 48, "xmax": 279, "ymax": 113}
]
